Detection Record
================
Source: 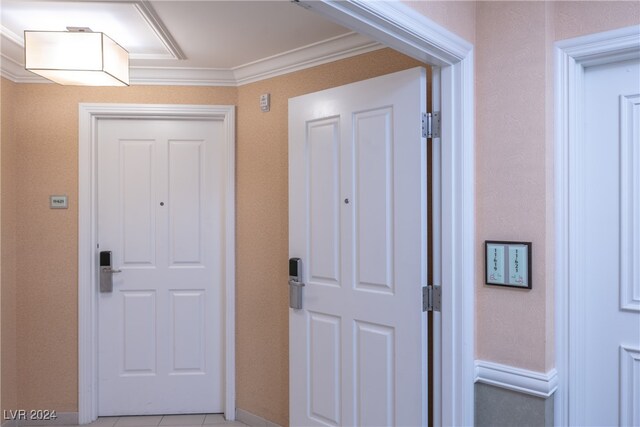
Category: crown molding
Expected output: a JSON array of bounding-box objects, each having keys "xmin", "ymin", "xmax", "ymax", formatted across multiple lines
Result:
[
  {"xmin": 128, "ymin": 66, "xmax": 237, "ymax": 87},
  {"xmin": 0, "ymin": 53, "xmax": 48, "ymax": 83},
  {"xmin": 2, "ymin": 31, "xmax": 382, "ymax": 86},
  {"xmin": 233, "ymin": 32, "xmax": 382, "ymax": 86}
]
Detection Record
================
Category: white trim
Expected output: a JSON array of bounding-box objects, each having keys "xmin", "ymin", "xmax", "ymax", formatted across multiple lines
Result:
[
  {"xmin": 475, "ymin": 360, "xmax": 558, "ymax": 398},
  {"xmin": 78, "ymin": 103, "xmax": 236, "ymax": 424},
  {"xmin": 132, "ymin": 0, "xmax": 186, "ymax": 60},
  {"xmin": 555, "ymin": 24, "xmax": 640, "ymax": 427},
  {"xmin": 298, "ymin": 1, "xmax": 475, "ymax": 425},
  {"xmin": 233, "ymin": 32, "xmax": 382, "ymax": 86}
]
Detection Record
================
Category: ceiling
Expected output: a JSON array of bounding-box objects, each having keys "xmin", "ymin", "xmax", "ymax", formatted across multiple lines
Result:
[{"xmin": 0, "ymin": 0, "xmax": 382, "ymax": 86}]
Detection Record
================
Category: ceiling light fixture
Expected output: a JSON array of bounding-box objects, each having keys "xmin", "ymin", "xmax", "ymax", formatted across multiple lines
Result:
[{"xmin": 24, "ymin": 27, "xmax": 129, "ymax": 86}]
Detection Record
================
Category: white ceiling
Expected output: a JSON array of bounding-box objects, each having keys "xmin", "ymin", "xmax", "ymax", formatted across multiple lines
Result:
[{"xmin": 0, "ymin": 0, "xmax": 382, "ymax": 86}]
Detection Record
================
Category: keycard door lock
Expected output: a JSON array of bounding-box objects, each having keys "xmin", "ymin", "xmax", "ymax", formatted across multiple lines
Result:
[
  {"xmin": 100, "ymin": 251, "xmax": 121, "ymax": 293},
  {"xmin": 289, "ymin": 258, "xmax": 304, "ymax": 310}
]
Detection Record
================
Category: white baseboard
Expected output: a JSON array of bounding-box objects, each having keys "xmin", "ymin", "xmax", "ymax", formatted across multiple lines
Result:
[
  {"xmin": 2, "ymin": 413, "xmax": 78, "ymax": 427},
  {"xmin": 236, "ymin": 409, "xmax": 281, "ymax": 427},
  {"xmin": 475, "ymin": 360, "xmax": 558, "ymax": 398}
]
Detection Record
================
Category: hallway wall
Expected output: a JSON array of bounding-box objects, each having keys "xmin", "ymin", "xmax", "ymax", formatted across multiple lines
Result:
[
  {"xmin": 406, "ymin": 0, "xmax": 640, "ymax": 373},
  {"xmin": 0, "ymin": 48, "xmax": 426, "ymax": 426}
]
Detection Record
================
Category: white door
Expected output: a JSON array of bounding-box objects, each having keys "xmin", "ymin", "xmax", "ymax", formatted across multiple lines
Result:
[
  {"xmin": 573, "ymin": 58, "xmax": 640, "ymax": 425},
  {"xmin": 289, "ymin": 67, "xmax": 428, "ymax": 427},
  {"xmin": 97, "ymin": 118, "xmax": 224, "ymax": 415}
]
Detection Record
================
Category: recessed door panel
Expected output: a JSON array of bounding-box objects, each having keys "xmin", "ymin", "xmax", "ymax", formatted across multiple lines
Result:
[
  {"xmin": 169, "ymin": 140, "xmax": 204, "ymax": 266},
  {"xmin": 121, "ymin": 140, "xmax": 156, "ymax": 267},
  {"xmin": 354, "ymin": 108, "xmax": 394, "ymax": 294},
  {"xmin": 308, "ymin": 118, "xmax": 341, "ymax": 287},
  {"xmin": 122, "ymin": 291, "xmax": 156, "ymax": 375},
  {"xmin": 620, "ymin": 95, "xmax": 640, "ymax": 311},
  {"xmin": 308, "ymin": 312, "xmax": 341, "ymax": 426},
  {"xmin": 354, "ymin": 321, "xmax": 394, "ymax": 427},
  {"xmin": 170, "ymin": 291, "xmax": 205, "ymax": 373},
  {"xmin": 620, "ymin": 346, "xmax": 640, "ymax": 426}
]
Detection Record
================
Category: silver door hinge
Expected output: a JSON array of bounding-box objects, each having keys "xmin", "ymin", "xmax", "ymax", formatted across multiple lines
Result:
[
  {"xmin": 422, "ymin": 285, "xmax": 441, "ymax": 312},
  {"xmin": 422, "ymin": 112, "xmax": 441, "ymax": 139}
]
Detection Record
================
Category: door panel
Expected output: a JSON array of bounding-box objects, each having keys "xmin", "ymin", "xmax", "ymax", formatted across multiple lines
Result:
[
  {"xmin": 168, "ymin": 140, "xmax": 204, "ymax": 265},
  {"xmin": 309, "ymin": 312, "xmax": 342, "ymax": 426},
  {"xmin": 122, "ymin": 141, "xmax": 156, "ymax": 265},
  {"xmin": 308, "ymin": 118, "xmax": 341, "ymax": 286},
  {"xmin": 289, "ymin": 67, "xmax": 427, "ymax": 427},
  {"xmin": 98, "ymin": 119, "xmax": 223, "ymax": 415}
]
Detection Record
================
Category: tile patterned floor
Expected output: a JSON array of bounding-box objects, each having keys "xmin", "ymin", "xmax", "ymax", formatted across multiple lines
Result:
[{"xmin": 31, "ymin": 414, "xmax": 246, "ymax": 427}]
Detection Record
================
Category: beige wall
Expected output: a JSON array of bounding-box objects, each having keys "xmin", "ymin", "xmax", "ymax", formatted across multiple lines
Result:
[
  {"xmin": 475, "ymin": 1, "xmax": 639, "ymax": 372},
  {"xmin": 0, "ymin": 48, "xmax": 425, "ymax": 424},
  {"xmin": 1, "ymin": 77, "xmax": 18, "ymax": 416},
  {"xmin": 475, "ymin": 1, "xmax": 551, "ymax": 372},
  {"xmin": 403, "ymin": 1, "xmax": 477, "ymax": 44}
]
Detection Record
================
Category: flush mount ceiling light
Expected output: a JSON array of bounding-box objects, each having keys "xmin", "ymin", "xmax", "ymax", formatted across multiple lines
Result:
[{"xmin": 24, "ymin": 27, "xmax": 129, "ymax": 86}]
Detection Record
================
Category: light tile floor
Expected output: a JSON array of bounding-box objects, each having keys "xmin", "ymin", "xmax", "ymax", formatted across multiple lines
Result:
[{"xmin": 31, "ymin": 414, "xmax": 247, "ymax": 427}]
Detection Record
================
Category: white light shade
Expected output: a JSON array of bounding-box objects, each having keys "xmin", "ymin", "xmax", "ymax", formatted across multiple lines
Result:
[{"xmin": 25, "ymin": 31, "xmax": 129, "ymax": 86}]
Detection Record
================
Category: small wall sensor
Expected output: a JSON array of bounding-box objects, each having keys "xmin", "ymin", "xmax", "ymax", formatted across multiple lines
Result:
[{"xmin": 260, "ymin": 93, "xmax": 270, "ymax": 112}]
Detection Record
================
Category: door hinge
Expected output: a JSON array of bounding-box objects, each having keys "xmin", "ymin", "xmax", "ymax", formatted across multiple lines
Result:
[
  {"xmin": 422, "ymin": 112, "xmax": 441, "ymax": 139},
  {"xmin": 422, "ymin": 285, "xmax": 441, "ymax": 312}
]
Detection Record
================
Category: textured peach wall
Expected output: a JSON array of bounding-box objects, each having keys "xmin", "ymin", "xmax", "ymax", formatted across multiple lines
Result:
[
  {"xmin": 553, "ymin": 1, "xmax": 640, "ymax": 41},
  {"xmin": 475, "ymin": 1, "xmax": 549, "ymax": 372},
  {"xmin": 235, "ymin": 49, "xmax": 426, "ymax": 426},
  {"xmin": 474, "ymin": 1, "xmax": 640, "ymax": 372},
  {"xmin": 1, "ymin": 77, "xmax": 18, "ymax": 415},
  {"xmin": 402, "ymin": 1, "xmax": 477, "ymax": 44}
]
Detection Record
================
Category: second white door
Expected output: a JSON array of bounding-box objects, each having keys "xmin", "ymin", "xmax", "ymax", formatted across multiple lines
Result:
[
  {"xmin": 289, "ymin": 67, "xmax": 428, "ymax": 426},
  {"xmin": 97, "ymin": 118, "xmax": 225, "ymax": 415}
]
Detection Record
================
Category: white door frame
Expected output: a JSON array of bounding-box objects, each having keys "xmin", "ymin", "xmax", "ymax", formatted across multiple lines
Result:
[
  {"xmin": 554, "ymin": 25, "xmax": 640, "ymax": 426},
  {"xmin": 78, "ymin": 104, "xmax": 236, "ymax": 424},
  {"xmin": 303, "ymin": 2, "xmax": 475, "ymax": 425}
]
